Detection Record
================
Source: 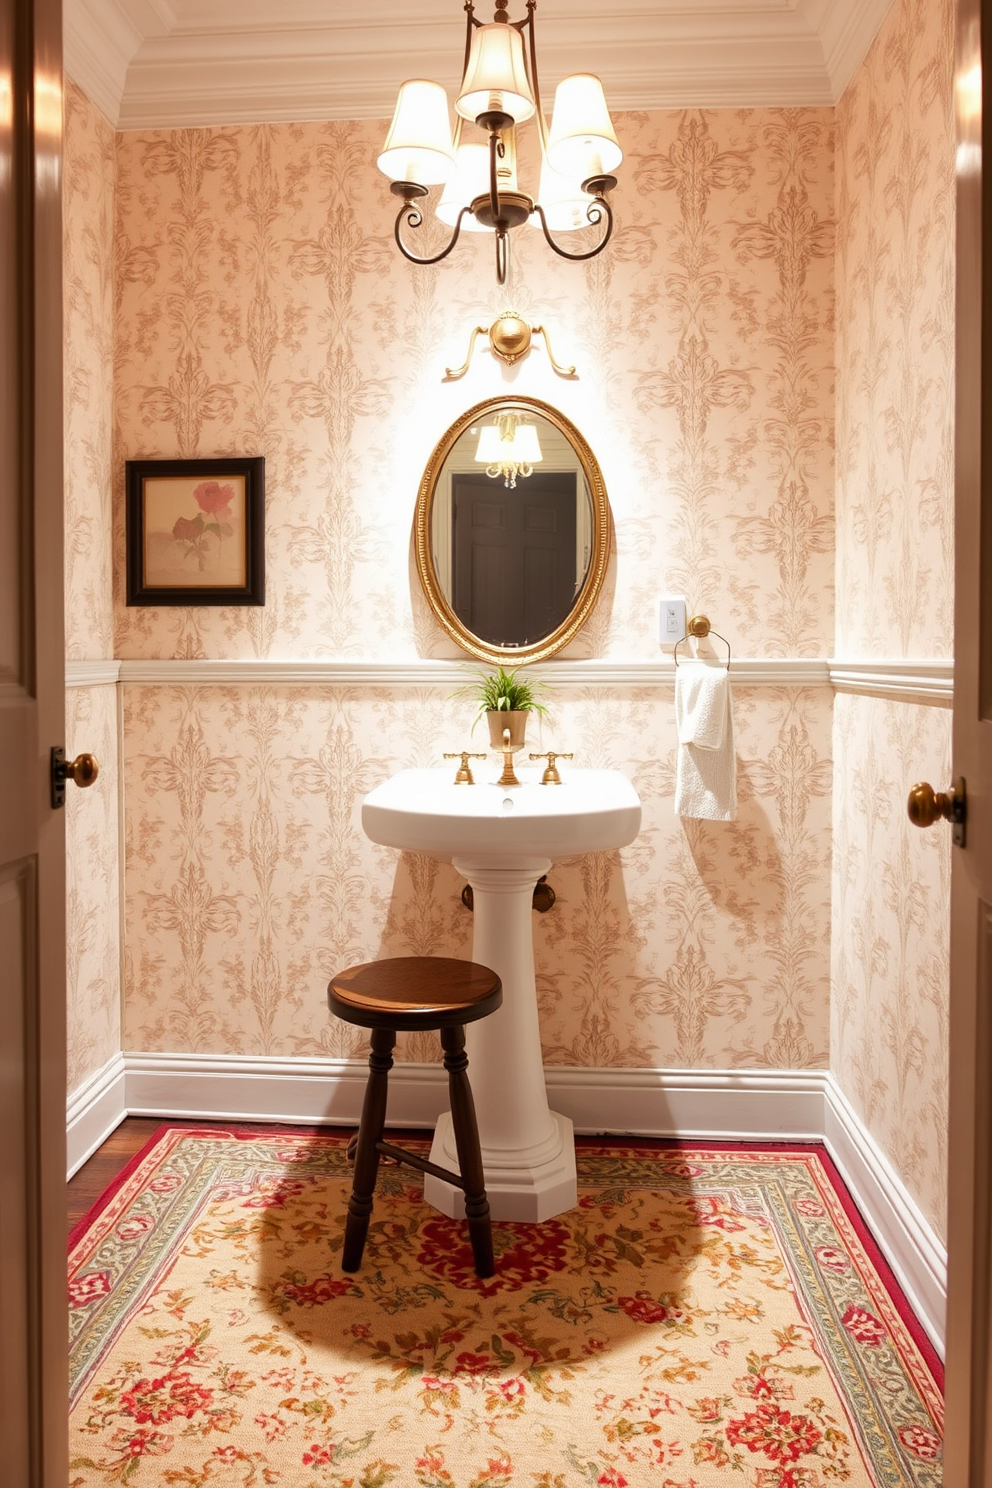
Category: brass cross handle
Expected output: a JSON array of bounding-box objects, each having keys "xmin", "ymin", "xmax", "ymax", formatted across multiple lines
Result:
[
  {"xmin": 529, "ymin": 751, "xmax": 573, "ymax": 785},
  {"xmin": 443, "ymin": 751, "xmax": 487, "ymax": 785},
  {"xmin": 907, "ymin": 777, "xmax": 966, "ymax": 846}
]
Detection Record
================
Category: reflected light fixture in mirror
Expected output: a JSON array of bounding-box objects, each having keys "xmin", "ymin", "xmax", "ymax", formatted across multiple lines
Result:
[
  {"xmin": 415, "ymin": 397, "xmax": 610, "ymax": 663},
  {"xmin": 475, "ymin": 410, "xmax": 543, "ymax": 486}
]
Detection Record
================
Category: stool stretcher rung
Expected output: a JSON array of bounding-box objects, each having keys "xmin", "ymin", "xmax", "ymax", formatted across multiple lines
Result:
[{"xmin": 376, "ymin": 1139, "xmax": 467, "ymax": 1191}]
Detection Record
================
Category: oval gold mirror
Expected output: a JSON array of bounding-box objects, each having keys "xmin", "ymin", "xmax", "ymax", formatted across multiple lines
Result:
[{"xmin": 415, "ymin": 396, "xmax": 611, "ymax": 664}]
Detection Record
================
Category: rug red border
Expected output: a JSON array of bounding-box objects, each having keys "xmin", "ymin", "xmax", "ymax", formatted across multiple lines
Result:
[{"xmin": 68, "ymin": 1123, "xmax": 943, "ymax": 1394}]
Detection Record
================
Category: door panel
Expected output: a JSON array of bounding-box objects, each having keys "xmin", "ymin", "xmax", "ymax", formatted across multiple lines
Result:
[
  {"xmin": 0, "ymin": 0, "xmax": 67, "ymax": 1481},
  {"xmin": 943, "ymin": 0, "xmax": 992, "ymax": 1476}
]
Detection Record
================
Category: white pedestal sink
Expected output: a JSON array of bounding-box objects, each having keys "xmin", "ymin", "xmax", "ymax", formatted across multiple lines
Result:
[{"xmin": 361, "ymin": 765, "xmax": 642, "ymax": 1222}]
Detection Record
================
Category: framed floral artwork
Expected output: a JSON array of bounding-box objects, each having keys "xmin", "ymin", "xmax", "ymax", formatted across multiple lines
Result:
[{"xmin": 125, "ymin": 456, "xmax": 265, "ymax": 605}]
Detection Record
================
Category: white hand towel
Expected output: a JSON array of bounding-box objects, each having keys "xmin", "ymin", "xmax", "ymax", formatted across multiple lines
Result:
[
  {"xmin": 676, "ymin": 660, "xmax": 728, "ymax": 749},
  {"xmin": 674, "ymin": 661, "xmax": 737, "ymax": 820}
]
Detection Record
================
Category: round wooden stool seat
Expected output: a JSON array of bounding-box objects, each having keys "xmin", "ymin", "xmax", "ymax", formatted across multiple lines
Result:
[
  {"xmin": 328, "ymin": 956, "xmax": 502, "ymax": 1031},
  {"xmin": 327, "ymin": 955, "xmax": 502, "ymax": 1279}
]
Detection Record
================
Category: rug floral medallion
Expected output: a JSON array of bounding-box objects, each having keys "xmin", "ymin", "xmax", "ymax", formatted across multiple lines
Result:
[{"xmin": 68, "ymin": 1129, "xmax": 942, "ymax": 1488}]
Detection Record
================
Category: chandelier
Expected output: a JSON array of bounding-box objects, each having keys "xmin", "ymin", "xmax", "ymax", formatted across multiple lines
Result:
[
  {"xmin": 475, "ymin": 411, "xmax": 543, "ymax": 486},
  {"xmin": 377, "ymin": 1, "xmax": 623, "ymax": 286}
]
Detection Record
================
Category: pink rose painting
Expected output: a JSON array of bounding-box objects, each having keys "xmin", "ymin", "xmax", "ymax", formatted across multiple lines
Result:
[
  {"xmin": 168, "ymin": 482, "xmax": 236, "ymax": 571},
  {"xmin": 136, "ymin": 469, "xmax": 251, "ymax": 591}
]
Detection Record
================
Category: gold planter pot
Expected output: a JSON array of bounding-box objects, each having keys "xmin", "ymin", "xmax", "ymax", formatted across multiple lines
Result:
[{"xmin": 486, "ymin": 709, "xmax": 529, "ymax": 750}]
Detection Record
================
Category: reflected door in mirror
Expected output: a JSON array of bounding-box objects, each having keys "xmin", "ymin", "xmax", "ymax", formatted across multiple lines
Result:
[
  {"xmin": 452, "ymin": 472, "xmax": 578, "ymax": 647},
  {"xmin": 415, "ymin": 396, "xmax": 610, "ymax": 664}
]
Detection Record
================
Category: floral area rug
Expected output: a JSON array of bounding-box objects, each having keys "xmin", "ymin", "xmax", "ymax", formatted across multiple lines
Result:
[{"xmin": 68, "ymin": 1127, "xmax": 942, "ymax": 1487}]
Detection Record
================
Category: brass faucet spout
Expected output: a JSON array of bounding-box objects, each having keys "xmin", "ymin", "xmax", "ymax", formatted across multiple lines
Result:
[{"xmin": 497, "ymin": 727, "xmax": 522, "ymax": 786}]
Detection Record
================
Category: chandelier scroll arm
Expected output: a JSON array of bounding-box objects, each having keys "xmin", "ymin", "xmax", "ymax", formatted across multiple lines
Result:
[
  {"xmin": 531, "ymin": 190, "xmax": 616, "ymax": 265},
  {"xmin": 444, "ymin": 324, "xmax": 489, "ymax": 381},
  {"xmin": 531, "ymin": 324, "xmax": 576, "ymax": 378},
  {"xmin": 391, "ymin": 185, "xmax": 472, "ymax": 267}
]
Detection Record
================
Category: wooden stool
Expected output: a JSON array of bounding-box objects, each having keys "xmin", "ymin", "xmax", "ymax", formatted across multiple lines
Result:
[{"xmin": 328, "ymin": 956, "xmax": 503, "ymax": 1278}]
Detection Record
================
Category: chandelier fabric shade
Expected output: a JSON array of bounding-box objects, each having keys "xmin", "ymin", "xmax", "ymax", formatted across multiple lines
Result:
[
  {"xmin": 377, "ymin": 1, "xmax": 622, "ymax": 286},
  {"xmin": 377, "ymin": 79, "xmax": 455, "ymax": 185},
  {"xmin": 546, "ymin": 72, "xmax": 623, "ymax": 179},
  {"xmin": 437, "ymin": 144, "xmax": 494, "ymax": 229},
  {"xmin": 456, "ymin": 22, "xmax": 536, "ymax": 124},
  {"xmin": 528, "ymin": 158, "xmax": 595, "ymax": 231}
]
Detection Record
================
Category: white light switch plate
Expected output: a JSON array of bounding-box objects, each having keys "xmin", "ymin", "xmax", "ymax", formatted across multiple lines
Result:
[{"xmin": 659, "ymin": 596, "xmax": 686, "ymax": 648}]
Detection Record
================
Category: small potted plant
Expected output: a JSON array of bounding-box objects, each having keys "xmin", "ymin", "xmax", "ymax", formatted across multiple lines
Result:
[{"xmin": 456, "ymin": 664, "xmax": 550, "ymax": 750}]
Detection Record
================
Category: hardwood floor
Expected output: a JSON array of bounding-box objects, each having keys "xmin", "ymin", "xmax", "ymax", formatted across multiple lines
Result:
[
  {"xmin": 67, "ymin": 1118, "xmax": 356, "ymax": 1233},
  {"xmin": 68, "ymin": 1118, "xmax": 162, "ymax": 1232}
]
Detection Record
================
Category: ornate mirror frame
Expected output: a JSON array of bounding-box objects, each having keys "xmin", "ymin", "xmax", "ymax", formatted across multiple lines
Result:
[{"xmin": 414, "ymin": 396, "xmax": 611, "ymax": 664}]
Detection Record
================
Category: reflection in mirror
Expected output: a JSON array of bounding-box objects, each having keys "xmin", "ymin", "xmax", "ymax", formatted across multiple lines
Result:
[{"xmin": 416, "ymin": 398, "xmax": 610, "ymax": 664}]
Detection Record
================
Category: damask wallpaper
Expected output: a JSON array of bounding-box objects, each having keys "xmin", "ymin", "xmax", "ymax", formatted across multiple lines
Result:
[
  {"xmin": 833, "ymin": 0, "xmax": 955, "ymax": 1241},
  {"xmin": 111, "ymin": 107, "xmax": 834, "ymax": 661},
  {"xmin": 110, "ymin": 106, "xmax": 837, "ymax": 1077},
  {"xmin": 64, "ymin": 79, "xmax": 121, "ymax": 1096},
  {"xmin": 65, "ymin": 79, "xmax": 115, "ymax": 663},
  {"xmin": 122, "ymin": 684, "xmax": 831, "ymax": 1069},
  {"xmin": 66, "ymin": 684, "xmax": 121, "ymax": 1094}
]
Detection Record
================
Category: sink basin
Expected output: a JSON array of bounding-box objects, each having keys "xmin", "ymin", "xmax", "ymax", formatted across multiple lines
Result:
[{"xmin": 362, "ymin": 766, "xmax": 641, "ymax": 864}]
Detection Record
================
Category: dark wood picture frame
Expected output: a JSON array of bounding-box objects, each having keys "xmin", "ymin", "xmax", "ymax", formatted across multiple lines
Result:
[{"xmin": 125, "ymin": 456, "xmax": 265, "ymax": 606}]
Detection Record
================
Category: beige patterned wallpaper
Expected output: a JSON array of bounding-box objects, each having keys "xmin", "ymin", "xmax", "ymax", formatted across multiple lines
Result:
[
  {"xmin": 112, "ymin": 108, "xmax": 835, "ymax": 661},
  {"xmin": 835, "ymin": 0, "xmax": 955, "ymax": 659},
  {"xmin": 831, "ymin": 694, "xmax": 950, "ymax": 1237},
  {"xmin": 65, "ymin": 80, "xmax": 115, "ymax": 662},
  {"xmin": 109, "ymin": 106, "xmax": 838, "ymax": 1075},
  {"xmin": 64, "ymin": 79, "xmax": 121, "ymax": 1095},
  {"xmin": 66, "ymin": 684, "xmax": 121, "ymax": 1093},
  {"xmin": 122, "ymin": 684, "xmax": 831, "ymax": 1067},
  {"xmin": 833, "ymin": 0, "xmax": 955, "ymax": 1241}
]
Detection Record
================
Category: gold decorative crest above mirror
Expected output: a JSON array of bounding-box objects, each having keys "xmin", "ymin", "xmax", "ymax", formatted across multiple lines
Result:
[{"xmin": 415, "ymin": 397, "xmax": 610, "ymax": 664}]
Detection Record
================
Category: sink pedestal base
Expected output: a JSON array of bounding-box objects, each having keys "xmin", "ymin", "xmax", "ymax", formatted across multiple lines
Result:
[
  {"xmin": 423, "ymin": 855, "xmax": 578, "ymax": 1224},
  {"xmin": 426, "ymin": 1110, "xmax": 575, "ymax": 1222}
]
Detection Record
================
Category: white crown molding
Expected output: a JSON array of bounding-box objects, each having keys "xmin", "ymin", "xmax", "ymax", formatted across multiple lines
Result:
[
  {"xmin": 68, "ymin": 1051, "xmax": 944, "ymax": 1351},
  {"xmin": 64, "ymin": 0, "xmax": 144, "ymax": 127},
  {"xmin": 817, "ymin": 0, "xmax": 894, "ymax": 103},
  {"xmin": 828, "ymin": 659, "xmax": 953, "ymax": 707},
  {"xmin": 66, "ymin": 659, "xmax": 122, "ymax": 688},
  {"xmin": 65, "ymin": 0, "xmax": 895, "ymax": 131}
]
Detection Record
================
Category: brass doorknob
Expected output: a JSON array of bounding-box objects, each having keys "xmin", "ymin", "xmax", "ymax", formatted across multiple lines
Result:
[
  {"xmin": 63, "ymin": 752, "xmax": 99, "ymax": 788},
  {"xmin": 907, "ymin": 777, "xmax": 966, "ymax": 844}
]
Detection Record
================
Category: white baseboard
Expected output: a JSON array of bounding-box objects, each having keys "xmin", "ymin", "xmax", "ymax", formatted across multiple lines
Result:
[
  {"xmin": 120, "ymin": 1052, "xmax": 828, "ymax": 1138},
  {"xmin": 823, "ymin": 1074, "xmax": 946, "ymax": 1357},
  {"xmin": 66, "ymin": 1053, "xmax": 127, "ymax": 1178},
  {"xmin": 66, "ymin": 1052, "xmax": 946, "ymax": 1353},
  {"xmin": 545, "ymin": 1064, "xmax": 826, "ymax": 1140}
]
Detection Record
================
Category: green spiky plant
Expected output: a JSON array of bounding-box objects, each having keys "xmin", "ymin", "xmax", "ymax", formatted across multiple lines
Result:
[{"xmin": 453, "ymin": 664, "xmax": 551, "ymax": 731}]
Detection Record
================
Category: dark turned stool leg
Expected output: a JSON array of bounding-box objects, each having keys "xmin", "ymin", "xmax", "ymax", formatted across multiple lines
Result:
[
  {"xmin": 342, "ymin": 1025, "xmax": 395, "ymax": 1272},
  {"xmin": 440, "ymin": 1023, "xmax": 495, "ymax": 1278}
]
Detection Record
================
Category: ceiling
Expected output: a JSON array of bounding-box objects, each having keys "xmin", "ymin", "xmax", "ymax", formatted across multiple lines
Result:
[{"xmin": 64, "ymin": 0, "xmax": 895, "ymax": 131}]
